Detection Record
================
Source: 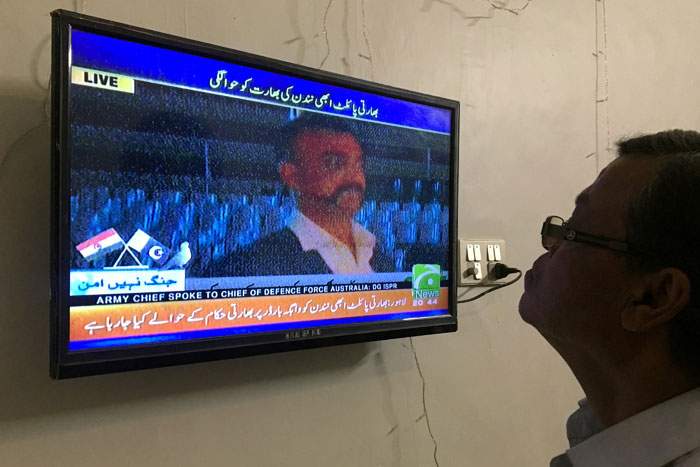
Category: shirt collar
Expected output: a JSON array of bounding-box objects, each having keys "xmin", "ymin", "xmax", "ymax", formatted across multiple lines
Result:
[
  {"xmin": 288, "ymin": 211, "xmax": 373, "ymax": 251},
  {"xmin": 564, "ymin": 388, "xmax": 700, "ymax": 467},
  {"xmin": 287, "ymin": 211, "xmax": 376, "ymax": 274}
]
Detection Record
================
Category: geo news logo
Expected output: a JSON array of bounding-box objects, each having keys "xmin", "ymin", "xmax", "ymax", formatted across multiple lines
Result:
[{"xmin": 412, "ymin": 264, "xmax": 441, "ymax": 299}]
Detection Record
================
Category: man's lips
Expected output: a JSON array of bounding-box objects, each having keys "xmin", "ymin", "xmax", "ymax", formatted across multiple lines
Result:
[
  {"xmin": 334, "ymin": 187, "xmax": 364, "ymax": 206},
  {"xmin": 334, "ymin": 186, "xmax": 364, "ymax": 197},
  {"xmin": 524, "ymin": 269, "xmax": 533, "ymax": 288},
  {"xmin": 525, "ymin": 256, "xmax": 547, "ymax": 288}
]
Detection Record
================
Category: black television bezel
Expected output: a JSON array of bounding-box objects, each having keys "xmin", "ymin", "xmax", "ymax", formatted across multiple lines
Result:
[{"xmin": 50, "ymin": 9, "xmax": 459, "ymax": 379}]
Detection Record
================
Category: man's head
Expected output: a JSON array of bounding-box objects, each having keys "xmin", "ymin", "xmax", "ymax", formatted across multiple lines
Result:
[
  {"xmin": 278, "ymin": 113, "xmax": 366, "ymax": 220},
  {"xmin": 519, "ymin": 130, "xmax": 700, "ymax": 382}
]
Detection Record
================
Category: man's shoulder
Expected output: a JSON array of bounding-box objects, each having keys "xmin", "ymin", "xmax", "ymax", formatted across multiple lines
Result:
[
  {"xmin": 246, "ymin": 227, "xmax": 303, "ymax": 253},
  {"xmin": 235, "ymin": 227, "xmax": 307, "ymax": 275},
  {"xmin": 673, "ymin": 447, "xmax": 700, "ymax": 467},
  {"xmin": 215, "ymin": 227, "xmax": 330, "ymax": 277},
  {"xmin": 370, "ymin": 248, "xmax": 393, "ymax": 273},
  {"xmin": 562, "ymin": 389, "xmax": 700, "ymax": 467}
]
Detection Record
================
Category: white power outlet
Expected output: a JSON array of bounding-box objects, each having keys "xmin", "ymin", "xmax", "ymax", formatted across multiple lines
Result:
[{"xmin": 458, "ymin": 239, "xmax": 508, "ymax": 286}]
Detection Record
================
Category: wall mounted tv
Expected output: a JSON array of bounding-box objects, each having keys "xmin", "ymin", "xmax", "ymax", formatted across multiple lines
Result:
[{"xmin": 50, "ymin": 9, "xmax": 459, "ymax": 378}]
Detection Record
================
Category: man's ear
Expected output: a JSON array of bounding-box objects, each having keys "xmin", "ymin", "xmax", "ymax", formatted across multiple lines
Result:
[
  {"xmin": 621, "ymin": 268, "xmax": 690, "ymax": 332},
  {"xmin": 279, "ymin": 162, "xmax": 299, "ymax": 191}
]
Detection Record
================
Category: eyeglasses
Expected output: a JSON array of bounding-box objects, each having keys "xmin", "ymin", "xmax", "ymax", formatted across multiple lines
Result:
[{"xmin": 541, "ymin": 215, "xmax": 635, "ymax": 255}]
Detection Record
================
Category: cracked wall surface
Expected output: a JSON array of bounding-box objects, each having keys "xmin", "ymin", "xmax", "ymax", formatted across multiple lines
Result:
[{"xmin": 1, "ymin": 1, "xmax": 700, "ymax": 466}]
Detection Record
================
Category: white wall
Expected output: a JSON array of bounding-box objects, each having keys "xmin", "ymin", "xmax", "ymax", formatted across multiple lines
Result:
[{"xmin": 1, "ymin": 1, "xmax": 699, "ymax": 466}]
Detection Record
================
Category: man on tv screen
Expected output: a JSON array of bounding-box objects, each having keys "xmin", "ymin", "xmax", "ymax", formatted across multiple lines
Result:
[{"xmin": 219, "ymin": 113, "xmax": 392, "ymax": 277}]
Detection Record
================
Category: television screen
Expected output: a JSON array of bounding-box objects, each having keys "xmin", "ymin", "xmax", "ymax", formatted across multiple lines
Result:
[{"xmin": 50, "ymin": 10, "xmax": 459, "ymax": 378}]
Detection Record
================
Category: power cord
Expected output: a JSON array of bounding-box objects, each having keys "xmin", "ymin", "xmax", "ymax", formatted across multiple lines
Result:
[{"xmin": 457, "ymin": 263, "xmax": 522, "ymax": 303}]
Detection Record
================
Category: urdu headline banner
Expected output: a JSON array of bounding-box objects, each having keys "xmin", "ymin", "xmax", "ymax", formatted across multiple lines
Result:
[
  {"xmin": 69, "ymin": 288, "xmax": 450, "ymax": 343},
  {"xmin": 70, "ymin": 29, "xmax": 452, "ymax": 134}
]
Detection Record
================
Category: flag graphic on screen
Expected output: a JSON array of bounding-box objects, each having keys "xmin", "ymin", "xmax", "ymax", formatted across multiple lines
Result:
[
  {"xmin": 76, "ymin": 228, "xmax": 123, "ymax": 260},
  {"xmin": 127, "ymin": 229, "xmax": 170, "ymax": 266}
]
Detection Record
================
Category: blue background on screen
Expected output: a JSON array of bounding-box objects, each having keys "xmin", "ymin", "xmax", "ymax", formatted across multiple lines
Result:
[{"xmin": 70, "ymin": 29, "xmax": 452, "ymax": 134}]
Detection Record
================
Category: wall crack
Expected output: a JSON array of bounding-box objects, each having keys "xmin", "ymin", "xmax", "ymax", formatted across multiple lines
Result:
[
  {"xmin": 285, "ymin": 1, "xmax": 308, "ymax": 64},
  {"xmin": 183, "ymin": 0, "xmax": 189, "ymax": 36},
  {"xmin": 319, "ymin": 0, "xmax": 335, "ymax": 69},
  {"xmin": 1, "ymin": 121, "xmax": 47, "ymax": 176},
  {"xmin": 421, "ymin": 0, "xmax": 535, "ymax": 26},
  {"xmin": 359, "ymin": 0, "xmax": 375, "ymax": 79},
  {"xmin": 409, "ymin": 337, "xmax": 440, "ymax": 467},
  {"xmin": 73, "ymin": 0, "xmax": 86, "ymax": 13},
  {"xmin": 488, "ymin": 0, "xmax": 532, "ymax": 15},
  {"xmin": 341, "ymin": 0, "xmax": 351, "ymax": 74}
]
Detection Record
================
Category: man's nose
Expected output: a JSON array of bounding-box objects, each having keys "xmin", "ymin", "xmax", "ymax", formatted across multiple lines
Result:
[{"xmin": 345, "ymin": 163, "xmax": 365, "ymax": 188}]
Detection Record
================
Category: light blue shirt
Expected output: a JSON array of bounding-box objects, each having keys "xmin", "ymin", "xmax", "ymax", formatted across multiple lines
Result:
[{"xmin": 551, "ymin": 388, "xmax": 700, "ymax": 467}]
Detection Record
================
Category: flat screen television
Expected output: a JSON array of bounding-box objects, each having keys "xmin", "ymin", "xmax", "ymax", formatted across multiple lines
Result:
[{"xmin": 50, "ymin": 10, "xmax": 459, "ymax": 378}]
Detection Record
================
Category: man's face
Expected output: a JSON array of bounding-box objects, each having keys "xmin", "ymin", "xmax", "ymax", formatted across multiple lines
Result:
[
  {"xmin": 519, "ymin": 157, "xmax": 661, "ymax": 356},
  {"xmin": 282, "ymin": 129, "xmax": 366, "ymax": 217}
]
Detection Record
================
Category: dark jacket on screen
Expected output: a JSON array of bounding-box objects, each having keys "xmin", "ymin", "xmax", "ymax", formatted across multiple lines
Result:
[{"xmin": 213, "ymin": 227, "xmax": 393, "ymax": 277}]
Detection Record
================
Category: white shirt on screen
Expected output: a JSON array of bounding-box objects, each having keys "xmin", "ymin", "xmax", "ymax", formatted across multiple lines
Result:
[{"xmin": 288, "ymin": 211, "xmax": 376, "ymax": 275}]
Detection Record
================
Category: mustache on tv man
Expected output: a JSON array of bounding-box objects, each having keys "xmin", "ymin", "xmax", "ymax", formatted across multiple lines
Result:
[{"xmin": 220, "ymin": 113, "xmax": 392, "ymax": 277}]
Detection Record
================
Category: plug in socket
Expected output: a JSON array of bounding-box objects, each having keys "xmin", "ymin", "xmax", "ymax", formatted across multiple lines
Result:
[{"xmin": 459, "ymin": 238, "xmax": 508, "ymax": 286}]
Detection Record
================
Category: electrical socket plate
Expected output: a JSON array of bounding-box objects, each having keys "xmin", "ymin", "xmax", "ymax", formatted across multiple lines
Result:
[{"xmin": 458, "ymin": 239, "xmax": 507, "ymax": 286}]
